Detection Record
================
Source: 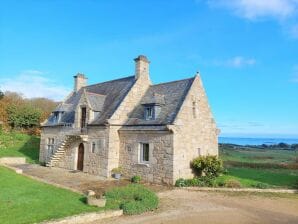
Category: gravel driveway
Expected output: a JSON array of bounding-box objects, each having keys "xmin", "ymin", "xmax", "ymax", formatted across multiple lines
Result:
[{"xmin": 91, "ymin": 189, "xmax": 298, "ymax": 224}]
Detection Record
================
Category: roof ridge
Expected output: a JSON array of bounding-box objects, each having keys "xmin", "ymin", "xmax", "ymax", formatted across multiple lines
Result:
[
  {"xmin": 84, "ymin": 75, "xmax": 135, "ymax": 88},
  {"xmin": 151, "ymin": 76, "xmax": 195, "ymax": 87}
]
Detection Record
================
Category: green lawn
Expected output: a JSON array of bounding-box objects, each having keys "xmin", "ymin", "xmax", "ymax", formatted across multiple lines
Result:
[
  {"xmin": 216, "ymin": 167, "xmax": 298, "ymax": 189},
  {"xmin": 218, "ymin": 144, "xmax": 298, "ymax": 189},
  {"xmin": 0, "ymin": 132, "xmax": 40, "ymax": 163},
  {"xmin": 0, "ymin": 166, "xmax": 99, "ymax": 224},
  {"xmin": 220, "ymin": 144, "xmax": 297, "ymax": 164}
]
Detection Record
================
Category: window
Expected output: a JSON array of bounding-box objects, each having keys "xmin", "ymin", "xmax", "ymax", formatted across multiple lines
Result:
[
  {"xmin": 53, "ymin": 112, "xmax": 59, "ymax": 123},
  {"xmin": 198, "ymin": 148, "xmax": 201, "ymax": 156},
  {"xmin": 192, "ymin": 101, "xmax": 197, "ymax": 118},
  {"xmin": 47, "ymin": 138, "xmax": 55, "ymax": 154},
  {"xmin": 140, "ymin": 143, "xmax": 149, "ymax": 163},
  {"xmin": 145, "ymin": 106, "xmax": 154, "ymax": 120},
  {"xmin": 91, "ymin": 142, "xmax": 96, "ymax": 153},
  {"xmin": 93, "ymin": 111, "xmax": 100, "ymax": 120}
]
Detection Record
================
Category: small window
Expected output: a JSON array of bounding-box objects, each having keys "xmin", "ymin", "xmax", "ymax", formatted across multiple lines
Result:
[
  {"xmin": 91, "ymin": 142, "xmax": 96, "ymax": 153},
  {"xmin": 47, "ymin": 138, "xmax": 55, "ymax": 154},
  {"xmin": 53, "ymin": 112, "xmax": 59, "ymax": 123},
  {"xmin": 192, "ymin": 101, "xmax": 197, "ymax": 118},
  {"xmin": 93, "ymin": 111, "xmax": 100, "ymax": 120},
  {"xmin": 140, "ymin": 143, "xmax": 149, "ymax": 163},
  {"xmin": 145, "ymin": 106, "xmax": 154, "ymax": 120}
]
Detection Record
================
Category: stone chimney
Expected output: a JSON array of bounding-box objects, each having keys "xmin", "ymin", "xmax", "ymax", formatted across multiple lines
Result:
[
  {"xmin": 73, "ymin": 73, "xmax": 87, "ymax": 92},
  {"xmin": 134, "ymin": 55, "xmax": 150, "ymax": 81}
]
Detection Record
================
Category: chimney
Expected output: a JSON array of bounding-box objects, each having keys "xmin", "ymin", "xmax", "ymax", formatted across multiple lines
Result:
[
  {"xmin": 73, "ymin": 73, "xmax": 87, "ymax": 92},
  {"xmin": 134, "ymin": 55, "xmax": 150, "ymax": 81}
]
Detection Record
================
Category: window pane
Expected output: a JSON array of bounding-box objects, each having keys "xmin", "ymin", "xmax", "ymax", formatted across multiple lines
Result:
[{"xmin": 143, "ymin": 144, "xmax": 149, "ymax": 162}]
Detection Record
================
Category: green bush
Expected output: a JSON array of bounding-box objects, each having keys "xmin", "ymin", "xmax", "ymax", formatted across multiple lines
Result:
[
  {"xmin": 105, "ymin": 184, "xmax": 158, "ymax": 215},
  {"xmin": 131, "ymin": 175, "xmax": 141, "ymax": 183},
  {"xmin": 191, "ymin": 155, "xmax": 223, "ymax": 177},
  {"xmin": 175, "ymin": 178, "xmax": 186, "ymax": 187},
  {"xmin": 175, "ymin": 176, "xmax": 217, "ymax": 187},
  {"xmin": 6, "ymin": 104, "xmax": 42, "ymax": 129},
  {"xmin": 251, "ymin": 182, "xmax": 270, "ymax": 189}
]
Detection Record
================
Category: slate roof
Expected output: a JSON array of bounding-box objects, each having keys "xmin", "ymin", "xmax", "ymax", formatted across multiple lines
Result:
[
  {"xmin": 44, "ymin": 76, "xmax": 135, "ymax": 126},
  {"xmin": 86, "ymin": 92, "xmax": 106, "ymax": 111},
  {"xmin": 44, "ymin": 75, "xmax": 195, "ymax": 127},
  {"xmin": 124, "ymin": 77, "xmax": 195, "ymax": 125}
]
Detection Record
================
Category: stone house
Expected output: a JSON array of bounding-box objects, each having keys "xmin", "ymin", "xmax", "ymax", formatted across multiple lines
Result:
[{"xmin": 39, "ymin": 55, "xmax": 219, "ymax": 185}]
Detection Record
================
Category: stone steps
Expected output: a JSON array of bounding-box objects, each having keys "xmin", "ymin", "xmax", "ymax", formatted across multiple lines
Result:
[{"xmin": 46, "ymin": 136, "xmax": 72, "ymax": 167}]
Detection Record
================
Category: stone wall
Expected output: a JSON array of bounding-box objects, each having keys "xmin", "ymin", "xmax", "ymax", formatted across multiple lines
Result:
[
  {"xmin": 84, "ymin": 126, "xmax": 109, "ymax": 177},
  {"xmin": 119, "ymin": 130, "xmax": 174, "ymax": 185},
  {"xmin": 106, "ymin": 74, "xmax": 151, "ymax": 177},
  {"xmin": 172, "ymin": 75, "xmax": 218, "ymax": 181},
  {"xmin": 39, "ymin": 126, "xmax": 66, "ymax": 163},
  {"xmin": 56, "ymin": 138, "xmax": 83, "ymax": 170}
]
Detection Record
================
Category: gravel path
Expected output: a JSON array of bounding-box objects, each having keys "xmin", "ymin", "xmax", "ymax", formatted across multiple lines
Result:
[{"xmin": 91, "ymin": 189, "xmax": 298, "ymax": 224}]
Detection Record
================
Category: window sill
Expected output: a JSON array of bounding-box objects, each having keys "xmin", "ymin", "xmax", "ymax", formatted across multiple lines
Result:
[{"xmin": 137, "ymin": 163, "xmax": 150, "ymax": 167}]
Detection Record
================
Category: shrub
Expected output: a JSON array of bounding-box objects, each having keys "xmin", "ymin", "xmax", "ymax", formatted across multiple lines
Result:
[
  {"xmin": 216, "ymin": 179, "xmax": 226, "ymax": 187},
  {"xmin": 175, "ymin": 178, "xmax": 186, "ymax": 187},
  {"xmin": 225, "ymin": 179, "xmax": 242, "ymax": 188},
  {"xmin": 105, "ymin": 184, "xmax": 158, "ymax": 215},
  {"xmin": 191, "ymin": 155, "xmax": 223, "ymax": 177},
  {"xmin": 251, "ymin": 182, "xmax": 270, "ymax": 189},
  {"xmin": 175, "ymin": 176, "xmax": 217, "ymax": 187},
  {"xmin": 131, "ymin": 175, "xmax": 141, "ymax": 183},
  {"xmin": 111, "ymin": 167, "xmax": 122, "ymax": 174}
]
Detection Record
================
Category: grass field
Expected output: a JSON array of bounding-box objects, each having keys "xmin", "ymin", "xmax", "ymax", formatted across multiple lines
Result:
[
  {"xmin": 218, "ymin": 144, "xmax": 298, "ymax": 189},
  {"xmin": 0, "ymin": 166, "xmax": 99, "ymax": 224},
  {"xmin": 0, "ymin": 132, "xmax": 40, "ymax": 163}
]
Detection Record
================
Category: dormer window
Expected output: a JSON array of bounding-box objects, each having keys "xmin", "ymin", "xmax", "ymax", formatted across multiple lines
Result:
[
  {"xmin": 53, "ymin": 112, "xmax": 61, "ymax": 123},
  {"xmin": 145, "ymin": 106, "xmax": 154, "ymax": 120}
]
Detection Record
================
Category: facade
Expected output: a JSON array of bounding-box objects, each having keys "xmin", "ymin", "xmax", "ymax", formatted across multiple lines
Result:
[{"xmin": 39, "ymin": 55, "xmax": 219, "ymax": 185}]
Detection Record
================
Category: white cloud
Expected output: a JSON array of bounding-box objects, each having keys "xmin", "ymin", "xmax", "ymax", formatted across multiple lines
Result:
[
  {"xmin": 214, "ymin": 56, "xmax": 256, "ymax": 68},
  {"xmin": 207, "ymin": 0, "xmax": 298, "ymax": 39},
  {"xmin": 0, "ymin": 70, "xmax": 71, "ymax": 101},
  {"xmin": 208, "ymin": 0, "xmax": 298, "ymax": 20}
]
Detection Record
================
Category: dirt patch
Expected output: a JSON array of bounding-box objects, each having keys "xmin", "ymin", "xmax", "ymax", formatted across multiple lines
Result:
[{"xmin": 91, "ymin": 189, "xmax": 298, "ymax": 224}]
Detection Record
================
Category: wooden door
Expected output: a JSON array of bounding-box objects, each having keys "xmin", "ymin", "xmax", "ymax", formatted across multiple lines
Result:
[
  {"xmin": 77, "ymin": 143, "xmax": 84, "ymax": 171},
  {"xmin": 81, "ymin": 107, "xmax": 87, "ymax": 128}
]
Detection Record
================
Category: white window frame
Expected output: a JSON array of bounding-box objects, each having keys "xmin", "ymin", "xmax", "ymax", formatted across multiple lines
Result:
[
  {"xmin": 145, "ymin": 106, "xmax": 154, "ymax": 120},
  {"xmin": 47, "ymin": 138, "xmax": 55, "ymax": 154},
  {"xmin": 139, "ymin": 143, "xmax": 150, "ymax": 164}
]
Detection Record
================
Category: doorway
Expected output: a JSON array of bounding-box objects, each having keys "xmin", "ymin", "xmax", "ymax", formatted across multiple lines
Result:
[{"xmin": 77, "ymin": 143, "xmax": 84, "ymax": 171}]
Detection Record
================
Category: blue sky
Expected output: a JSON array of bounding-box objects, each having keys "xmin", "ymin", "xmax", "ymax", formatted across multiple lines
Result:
[{"xmin": 0, "ymin": 0, "xmax": 298, "ymax": 137}]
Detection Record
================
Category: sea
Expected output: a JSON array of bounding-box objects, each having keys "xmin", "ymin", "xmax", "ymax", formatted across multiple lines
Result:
[{"xmin": 219, "ymin": 137, "xmax": 298, "ymax": 146}]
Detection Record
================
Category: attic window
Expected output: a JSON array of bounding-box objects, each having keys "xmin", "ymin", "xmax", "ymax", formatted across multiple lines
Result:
[
  {"xmin": 53, "ymin": 112, "xmax": 60, "ymax": 123},
  {"xmin": 145, "ymin": 106, "xmax": 154, "ymax": 120}
]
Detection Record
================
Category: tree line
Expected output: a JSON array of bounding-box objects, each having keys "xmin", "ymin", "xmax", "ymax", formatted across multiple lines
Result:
[{"xmin": 0, "ymin": 90, "xmax": 58, "ymax": 134}]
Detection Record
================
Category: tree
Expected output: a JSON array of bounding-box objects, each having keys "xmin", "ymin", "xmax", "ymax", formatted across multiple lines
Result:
[
  {"xmin": 6, "ymin": 104, "xmax": 42, "ymax": 129},
  {"xmin": 0, "ymin": 90, "xmax": 4, "ymax": 100}
]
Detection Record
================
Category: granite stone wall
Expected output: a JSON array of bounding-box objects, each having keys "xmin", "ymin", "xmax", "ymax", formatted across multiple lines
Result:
[
  {"xmin": 119, "ymin": 130, "xmax": 174, "ymax": 185},
  {"xmin": 172, "ymin": 75, "xmax": 219, "ymax": 181}
]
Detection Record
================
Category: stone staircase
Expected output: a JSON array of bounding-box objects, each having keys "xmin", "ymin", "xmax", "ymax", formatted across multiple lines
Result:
[{"xmin": 46, "ymin": 136, "xmax": 72, "ymax": 167}]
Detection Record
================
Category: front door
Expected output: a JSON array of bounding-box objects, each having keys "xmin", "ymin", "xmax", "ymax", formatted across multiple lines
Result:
[{"xmin": 77, "ymin": 143, "xmax": 84, "ymax": 171}]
